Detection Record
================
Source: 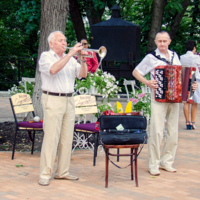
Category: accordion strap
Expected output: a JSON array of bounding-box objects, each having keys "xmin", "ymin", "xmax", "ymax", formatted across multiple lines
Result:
[{"xmin": 151, "ymin": 50, "xmax": 175, "ymax": 65}]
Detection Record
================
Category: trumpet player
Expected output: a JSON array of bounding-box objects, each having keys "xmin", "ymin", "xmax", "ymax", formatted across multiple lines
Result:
[{"xmin": 38, "ymin": 30, "xmax": 88, "ymax": 186}]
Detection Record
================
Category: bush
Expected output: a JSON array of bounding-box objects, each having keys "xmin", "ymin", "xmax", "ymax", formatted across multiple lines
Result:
[{"xmin": 8, "ymin": 81, "xmax": 34, "ymax": 97}]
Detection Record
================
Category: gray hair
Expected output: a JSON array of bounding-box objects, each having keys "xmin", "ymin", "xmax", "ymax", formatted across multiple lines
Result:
[
  {"xmin": 155, "ymin": 31, "xmax": 171, "ymax": 40},
  {"xmin": 47, "ymin": 31, "xmax": 64, "ymax": 46}
]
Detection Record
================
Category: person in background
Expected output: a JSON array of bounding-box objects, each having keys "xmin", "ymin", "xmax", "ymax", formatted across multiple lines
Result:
[
  {"xmin": 132, "ymin": 31, "xmax": 198, "ymax": 176},
  {"xmin": 80, "ymin": 38, "xmax": 99, "ymax": 73},
  {"xmin": 38, "ymin": 30, "xmax": 88, "ymax": 186},
  {"xmin": 180, "ymin": 40, "xmax": 200, "ymax": 130}
]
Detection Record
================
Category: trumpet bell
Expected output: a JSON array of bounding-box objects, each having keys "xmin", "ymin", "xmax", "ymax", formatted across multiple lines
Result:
[
  {"xmin": 98, "ymin": 46, "xmax": 107, "ymax": 58},
  {"xmin": 66, "ymin": 46, "xmax": 107, "ymax": 59}
]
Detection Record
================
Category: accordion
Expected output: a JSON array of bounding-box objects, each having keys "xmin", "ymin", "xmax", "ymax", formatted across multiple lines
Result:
[
  {"xmin": 182, "ymin": 66, "xmax": 196, "ymax": 104},
  {"xmin": 154, "ymin": 65, "xmax": 182, "ymax": 103}
]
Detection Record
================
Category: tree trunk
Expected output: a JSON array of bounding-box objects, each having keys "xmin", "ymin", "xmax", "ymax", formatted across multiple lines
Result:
[
  {"xmin": 69, "ymin": 0, "xmax": 87, "ymax": 41},
  {"xmin": 146, "ymin": 0, "xmax": 167, "ymax": 53},
  {"xmin": 84, "ymin": 0, "xmax": 106, "ymax": 28},
  {"xmin": 32, "ymin": 0, "xmax": 69, "ymax": 119},
  {"xmin": 169, "ymin": 0, "xmax": 191, "ymax": 40}
]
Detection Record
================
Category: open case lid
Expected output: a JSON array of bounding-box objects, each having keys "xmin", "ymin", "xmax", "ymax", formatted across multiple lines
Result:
[{"xmin": 99, "ymin": 115, "xmax": 147, "ymax": 130}]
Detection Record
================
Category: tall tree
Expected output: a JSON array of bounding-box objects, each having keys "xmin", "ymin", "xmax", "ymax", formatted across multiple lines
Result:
[
  {"xmin": 32, "ymin": 0, "xmax": 69, "ymax": 118},
  {"xmin": 169, "ymin": 0, "xmax": 191, "ymax": 40},
  {"xmin": 189, "ymin": 0, "xmax": 200, "ymax": 39},
  {"xmin": 146, "ymin": 0, "xmax": 167, "ymax": 53},
  {"xmin": 69, "ymin": 0, "xmax": 87, "ymax": 41},
  {"xmin": 83, "ymin": 0, "xmax": 107, "ymax": 28}
]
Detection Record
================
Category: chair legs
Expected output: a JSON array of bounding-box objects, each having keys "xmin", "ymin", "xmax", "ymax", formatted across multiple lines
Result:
[
  {"xmin": 117, "ymin": 149, "xmax": 119, "ymax": 162},
  {"xmin": 31, "ymin": 131, "xmax": 36, "ymax": 154},
  {"xmin": 93, "ymin": 133, "xmax": 99, "ymax": 166},
  {"xmin": 28, "ymin": 130, "xmax": 36, "ymax": 155},
  {"xmin": 134, "ymin": 148, "xmax": 138, "ymax": 187},
  {"xmin": 104, "ymin": 146, "xmax": 139, "ymax": 188},
  {"xmin": 12, "ymin": 128, "xmax": 18, "ymax": 160},
  {"xmin": 105, "ymin": 148, "xmax": 109, "ymax": 188},
  {"xmin": 12, "ymin": 130, "xmax": 37, "ymax": 159},
  {"xmin": 131, "ymin": 148, "xmax": 134, "ymax": 180}
]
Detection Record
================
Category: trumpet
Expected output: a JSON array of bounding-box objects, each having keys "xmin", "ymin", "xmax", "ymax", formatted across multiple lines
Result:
[{"xmin": 66, "ymin": 46, "xmax": 107, "ymax": 59}]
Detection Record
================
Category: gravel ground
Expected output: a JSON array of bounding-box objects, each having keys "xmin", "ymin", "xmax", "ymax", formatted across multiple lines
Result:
[{"xmin": 0, "ymin": 121, "xmax": 43, "ymax": 152}]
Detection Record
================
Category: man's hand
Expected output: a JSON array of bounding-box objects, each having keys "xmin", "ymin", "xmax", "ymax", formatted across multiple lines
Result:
[
  {"xmin": 192, "ymin": 81, "xmax": 198, "ymax": 91},
  {"xmin": 78, "ymin": 50, "xmax": 88, "ymax": 62},
  {"xmin": 68, "ymin": 42, "xmax": 84, "ymax": 57},
  {"xmin": 147, "ymin": 80, "xmax": 158, "ymax": 91}
]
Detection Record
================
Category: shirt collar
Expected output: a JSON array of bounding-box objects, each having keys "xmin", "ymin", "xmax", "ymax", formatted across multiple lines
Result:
[
  {"xmin": 155, "ymin": 48, "xmax": 173, "ymax": 59},
  {"xmin": 186, "ymin": 51, "xmax": 194, "ymax": 55}
]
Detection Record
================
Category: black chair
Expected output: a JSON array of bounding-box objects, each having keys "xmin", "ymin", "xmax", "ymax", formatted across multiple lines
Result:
[{"xmin": 9, "ymin": 93, "xmax": 43, "ymax": 159}]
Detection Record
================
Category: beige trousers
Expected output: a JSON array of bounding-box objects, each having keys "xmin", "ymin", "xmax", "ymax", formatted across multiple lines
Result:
[
  {"xmin": 148, "ymin": 91, "xmax": 179, "ymax": 171},
  {"xmin": 39, "ymin": 93, "xmax": 75, "ymax": 180}
]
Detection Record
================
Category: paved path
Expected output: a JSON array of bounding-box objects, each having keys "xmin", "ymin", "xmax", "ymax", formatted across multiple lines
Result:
[
  {"xmin": 0, "ymin": 97, "xmax": 15, "ymax": 122},
  {"xmin": 0, "ymin": 97, "xmax": 200, "ymax": 199}
]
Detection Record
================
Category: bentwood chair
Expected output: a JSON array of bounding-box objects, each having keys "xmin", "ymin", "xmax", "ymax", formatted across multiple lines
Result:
[
  {"xmin": 73, "ymin": 95, "xmax": 99, "ymax": 166},
  {"xmin": 9, "ymin": 93, "xmax": 43, "ymax": 159},
  {"xmin": 99, "ymin": 114, "xmax": 146, "ymax": 188}
]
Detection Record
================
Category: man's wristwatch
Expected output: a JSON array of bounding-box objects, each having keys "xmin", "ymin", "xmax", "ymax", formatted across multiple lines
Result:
[{"xmin": 81, "ymin": 60, "xmax": 87, "ymax": 63}]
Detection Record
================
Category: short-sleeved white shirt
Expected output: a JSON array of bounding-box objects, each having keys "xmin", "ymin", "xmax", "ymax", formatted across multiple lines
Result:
[
  {"xmin": 180, "ymin": 51, "xmax": 200, "ymax": 68},
  {"xmin": 39, "ymin": 49, "xmax": 81, "ymax": 93},
  {"xmin": 135, "ymin": 48, "xmax": 181, "ymax": 79}
]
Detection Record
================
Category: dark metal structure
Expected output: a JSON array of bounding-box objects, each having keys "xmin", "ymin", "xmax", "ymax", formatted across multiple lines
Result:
[{"xmin": 91, "ymin": 4, "xmax": 141, "ymax": 78}]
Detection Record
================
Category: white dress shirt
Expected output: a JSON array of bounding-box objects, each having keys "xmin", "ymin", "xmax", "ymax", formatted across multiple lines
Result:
[
  {"xmin": 135, "ymin": 48, "xmax": 181, "ymax": 79},
  {"xmin": 180, "ymin": 51, "xmax": 200, "ymax": 103},
  {"xmin": 180, "ymin": 51, "xmax": 200, "ymax": 68},
  {"xmin": 39, "ymin": 49, "xmax": 81, "ymax": 93}
]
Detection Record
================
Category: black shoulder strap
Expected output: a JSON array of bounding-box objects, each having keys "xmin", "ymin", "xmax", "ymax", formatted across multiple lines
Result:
[{"xmin": 150, "ymin": 50, "xmax": 175, "ymax": 65}]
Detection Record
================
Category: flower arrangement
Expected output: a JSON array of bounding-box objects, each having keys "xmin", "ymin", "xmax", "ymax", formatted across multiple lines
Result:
[
  {"xmin": 97, "ymin": 102, "xmax": 118, "ymax": 113},
  {"xmin": 8, "ymin": 81, "xmax": 35, "ymax": 97},
  {"xmin": 74, "ymin": 69, "xmax": 121, "ymax": 101},
  {"xmin": 129, "ymin": 90, "xmax": 151, "ymax": 117}
]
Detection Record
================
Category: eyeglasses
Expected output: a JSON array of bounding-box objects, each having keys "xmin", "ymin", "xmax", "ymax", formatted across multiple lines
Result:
[{"xmin": 82, "ymin": 43, "xmax": 88, "ymax": 45}]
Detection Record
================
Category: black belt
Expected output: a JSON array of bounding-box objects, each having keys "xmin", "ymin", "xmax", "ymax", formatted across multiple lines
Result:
[{"xmin": 43, "ymin": 91, "xmax": 73, "ymax": 97}]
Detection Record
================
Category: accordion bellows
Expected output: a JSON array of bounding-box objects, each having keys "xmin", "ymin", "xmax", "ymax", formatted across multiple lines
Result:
[{"xmin": 182, "ymin": 66, "xmax": 196, "ymax": 104}]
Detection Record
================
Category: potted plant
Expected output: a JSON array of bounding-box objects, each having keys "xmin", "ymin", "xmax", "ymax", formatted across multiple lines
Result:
[
  {"xmin": 74, "ymin": 69, "xmax": 121, "ymax": 102},
  {"xmin": 129, "ymin": 90, "xmax": 151, "ymax": 118}
]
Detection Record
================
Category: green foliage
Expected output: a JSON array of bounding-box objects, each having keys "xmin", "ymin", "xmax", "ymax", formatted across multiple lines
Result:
[
  {"xmin": 65, "ymin": 14, "xmax": 78, "ymax": 46},
  {"xmin": 94, "ymin": 101, "xmax": 118, "ymax": 118},
  {"xmin": 130, "ymin": 90, "xmax": 151, "ymax": 117},
  {"xmin": 16, "ymin": 164, "xmax": 24, "ymax": 167},
  {"xmin": 8, "ymin": 81, "xmax": 35, "ymax": 97},
  {"xmin": 1, "ymin": 0, "xmax": 200, "ymax": 85},
  {"xmin": 97, "ymin": 102, "xmax": 114, "ymax": 113},
  {"xmin": 114, "ymin": 0, "xmax": 200, "ymax": 57},
  {"xmin": 0, "ymin": 0, "xmax": 40, "ymax": 57},
  {"xmin": 13, "ymin": 0, "xmax": 40, "ymax": 34},
  {"xmin": 75, "ymin": 69, "xmax": 121, "ymax": 101}
]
